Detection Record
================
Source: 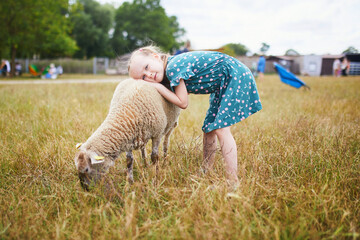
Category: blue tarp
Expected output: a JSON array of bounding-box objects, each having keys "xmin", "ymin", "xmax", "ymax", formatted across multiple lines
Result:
[{"xmin": 274, "ymin": 63, "xmax": 310, "ymax": 89}]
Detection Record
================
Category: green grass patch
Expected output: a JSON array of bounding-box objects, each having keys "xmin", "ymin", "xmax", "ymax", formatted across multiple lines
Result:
[{"xmin": 0, "ymin": 76, "xmax": 359, "ymax": 239}]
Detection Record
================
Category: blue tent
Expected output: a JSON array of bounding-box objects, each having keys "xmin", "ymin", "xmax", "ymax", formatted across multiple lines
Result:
[{"xmin": 274, "ymin": 63, "xmax": 310, "ymax": 89}]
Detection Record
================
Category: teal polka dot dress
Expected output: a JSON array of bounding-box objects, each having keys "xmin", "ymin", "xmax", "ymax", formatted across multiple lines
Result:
[{"xmin": 166, "ymin": 51, "xmax": 262, "ymax": 133}]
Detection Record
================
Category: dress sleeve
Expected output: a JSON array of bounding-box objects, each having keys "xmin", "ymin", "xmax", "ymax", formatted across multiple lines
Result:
[{"xmin": 166, "ymin": 56, "xmax": 195, "ymax": 91}]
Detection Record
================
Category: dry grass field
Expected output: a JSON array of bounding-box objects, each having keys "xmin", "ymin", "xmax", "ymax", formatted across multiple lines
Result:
[{"xmin": 0, "ymin": 75, "xmax": 359, "ymax": 239}]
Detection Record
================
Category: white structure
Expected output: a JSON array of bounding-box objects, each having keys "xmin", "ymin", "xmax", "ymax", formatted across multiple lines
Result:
[{"xmin": 302, "ymin": 55, "xmax": 322, "ymax": 76}]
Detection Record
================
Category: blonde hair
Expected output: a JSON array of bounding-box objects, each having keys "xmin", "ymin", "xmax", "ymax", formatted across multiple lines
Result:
[
  {"xmin": 128, "ymin": 45, "xmax": 170, "ymax": 71},
  {"xmin": 128, "ymin": 45, "xmax": 172, "ymax": 89}
]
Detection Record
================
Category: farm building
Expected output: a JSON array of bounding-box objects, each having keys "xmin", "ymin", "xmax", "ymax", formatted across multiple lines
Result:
[
  {"xmin": 235, "ymin": 55, "xmax": 260, "ymax": 74},
  {"xmin": 266, "ymin": 56, "xmax": 295, "ymax": 73},
  {"xmin": 346, "ymin": 53, "xmax": 360, "ymax": 75},
  {"xmin": 193, "ymin": 51, "xmax": 360, "ymax": 76},
  {"xmin": 270, "ymin": 55, "xmax": 326, "ymax": 76},
  {"xmin": 245, "ymin": 54, "xmax": 360, "ymax": 76},
  {"xmin": 237, "ymin": 55, "xmax": 299, "ymax": 74},
  {"xmin": 318, "ymin": 54, "xmax": 360, "ymax": 76},
  {"xmin": 320, "ymin": 55, "xmax": 344, "ymax": 75}
]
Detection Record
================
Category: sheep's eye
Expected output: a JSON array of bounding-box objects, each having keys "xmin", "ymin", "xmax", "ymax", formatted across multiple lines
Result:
[{"xmin": 145, "ymin": 65, "xmax": 148, "ymax": 70}]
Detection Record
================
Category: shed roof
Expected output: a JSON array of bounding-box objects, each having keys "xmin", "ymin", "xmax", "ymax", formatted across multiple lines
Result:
[
  {"xmin": 345, "ymin": 53, "xmax": 360, "ymax": 62},
  {"xmin": 322, "ymin": 54, "xmax": 344, "ymax": 59}
]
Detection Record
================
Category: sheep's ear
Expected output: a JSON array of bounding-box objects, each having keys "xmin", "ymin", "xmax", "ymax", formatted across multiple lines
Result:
[
  {"xmin": 91, "ymin": 155, "xmax": 105, "ymax": 164},
  {"xmin": 76, "ymin": 143, "xmax": 83, "ymax": 149}
]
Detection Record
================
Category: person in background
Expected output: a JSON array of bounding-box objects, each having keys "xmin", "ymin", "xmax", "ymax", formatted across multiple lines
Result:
[
  {"xmin": 15, "ymin": 62, "xmax": 22, "ymax": 76},
  {"xmin": 48, "ymin": 63, "xmax": 58, "ymax": 79},
  {"xmin": 251, "ymin": 61, "xmax": 258, "ymax": 77},
  {"xmin": 341, "ymin": 57, "xmax": 350, "ymax": 76},
  {"xmin": 56, "ymin": 65, "xmax": 63, "ymax": 76},
  {"xmin": 332, "ymin": 58, "xmax": 341, "ymax": 77},
  {"xmin": 0, "ymin": 59, "xmax": 11, "ymax": 76},
  {"xmin": 42, "ymin": 63, "xmax": 58, "ymax": 79},
  {"xmin": 175, "ymin": 40, "xmax": 191, "ymax": 55},
  {"xmin": 257, "ymin": 55, "xmax": 266, "ymax": 81},
  {"xmin": 0, "ymin": 60, "xmax": 6, "ymax": 76}
]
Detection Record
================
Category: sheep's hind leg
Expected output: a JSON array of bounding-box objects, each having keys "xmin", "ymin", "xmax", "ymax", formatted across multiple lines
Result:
[
  {"xmin": 151, "ymin": 137, "xmax": 161, "ymax": 186},
  {"xmin": 151, "ymin": 137, "xmax": 161, "ymax": 164},
  {"xmin": 126, "ymin": 151, "xmax": 134, "ymax": 184}
]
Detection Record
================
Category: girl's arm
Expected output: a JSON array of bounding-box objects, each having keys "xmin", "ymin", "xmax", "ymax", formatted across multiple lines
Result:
[{"xmin": 148, "ymin": 79, "xmax": 188, "ymax": 109}]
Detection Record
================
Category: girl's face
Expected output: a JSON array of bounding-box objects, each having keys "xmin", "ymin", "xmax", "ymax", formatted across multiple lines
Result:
[{"xmin": 129, "ymin": 54, "xmax": 164, "ymax": 83}]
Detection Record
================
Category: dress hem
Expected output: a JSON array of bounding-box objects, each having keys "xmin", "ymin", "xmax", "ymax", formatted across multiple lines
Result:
[{"xmin": 202, "ymin": 105, "xmax": 262, "ymax": 133}]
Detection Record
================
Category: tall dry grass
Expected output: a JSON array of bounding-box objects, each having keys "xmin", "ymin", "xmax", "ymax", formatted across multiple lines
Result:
[{"xmin": 0, "ymin": 76, "xmax": 359, "ymax": 239}]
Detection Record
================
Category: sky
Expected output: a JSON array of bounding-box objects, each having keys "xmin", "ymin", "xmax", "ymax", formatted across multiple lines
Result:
[{"xmin": 98, "ymin": 0, "xmax": 360, "ymax": 55}]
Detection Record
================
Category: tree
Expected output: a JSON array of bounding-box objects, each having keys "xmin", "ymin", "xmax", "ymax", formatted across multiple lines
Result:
[
  {"xmin": 112, "ymin": 0, "xmax": 184, "ymax": 55},
  {"xmin": 285, "ymin": 49, "xmax": 300, "ymax": 56},
  {"xmin": 260, "ymin": 42, "xmax": 270, "ymax": 55},
  {"xmin": 0, "ymin": 0, "xmax": 77, "ymax": 76},
  {"xmin": 342, "ymin": 46, "xmax": 359, "ymax": 54},
  {"xmin": 222, "ymin": 43, "xmax": 249, "ymax": 57},
  {"xmin": 70, "ymin": 0, "xmax": 115, "ymax": 58}
]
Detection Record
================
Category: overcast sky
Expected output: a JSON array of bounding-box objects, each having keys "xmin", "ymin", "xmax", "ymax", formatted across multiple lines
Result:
[{"xmin": 99, "ymin": 0, "xmax": 360, "ymax": 55}]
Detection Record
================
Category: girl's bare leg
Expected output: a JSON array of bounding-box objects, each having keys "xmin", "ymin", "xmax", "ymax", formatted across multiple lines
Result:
[
  {"xmin": 202, "ymin": 130, "xmax": 217, "ymax": 173},
  {"xmin": 214, "ymin": 127, "xmax": 239, "ymax": 185}
]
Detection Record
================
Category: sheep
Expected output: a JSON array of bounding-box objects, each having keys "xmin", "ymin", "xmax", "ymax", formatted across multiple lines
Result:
[{"xmin": 74, "ymin": 78, "xmax": 180, "ymax": 190}]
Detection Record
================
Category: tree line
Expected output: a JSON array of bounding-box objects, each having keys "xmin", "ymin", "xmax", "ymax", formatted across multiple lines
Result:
[{"xmin": 0, "ymin": 0, "xmax": 187, "ymax": 76}]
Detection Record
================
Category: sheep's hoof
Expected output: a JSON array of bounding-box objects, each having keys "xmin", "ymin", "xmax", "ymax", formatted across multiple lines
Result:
[
  {"xmin": 127, "ymin": 175, "xmax": 134, "ymax": 184},
  {"xmin": 151, "ymin": 153, "xmax": 159, "ymax": 164}
]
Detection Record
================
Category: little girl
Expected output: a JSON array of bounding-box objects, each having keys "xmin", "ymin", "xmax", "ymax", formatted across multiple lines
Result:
[{"xmin": 128, "ymin": 46, "xmax": 262, "ymax": 186}]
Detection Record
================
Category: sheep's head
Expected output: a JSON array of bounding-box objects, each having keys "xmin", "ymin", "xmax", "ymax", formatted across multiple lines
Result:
[{"xmin": 74, "ymin": 150, "xmax": 109, "ymax": 190}]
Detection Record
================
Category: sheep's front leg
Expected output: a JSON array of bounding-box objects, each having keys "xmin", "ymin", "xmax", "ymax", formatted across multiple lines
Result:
[
  {"xmin": 126, "ymin": 151, "xmax": 134, "ymax": 184},
  {"xmin": 163, "ymin": 122, "xmax": 177, "ymax": 158},
  {"xmin": 151, "ymin": 137, "xmax": 161, "ymax": 164}
]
